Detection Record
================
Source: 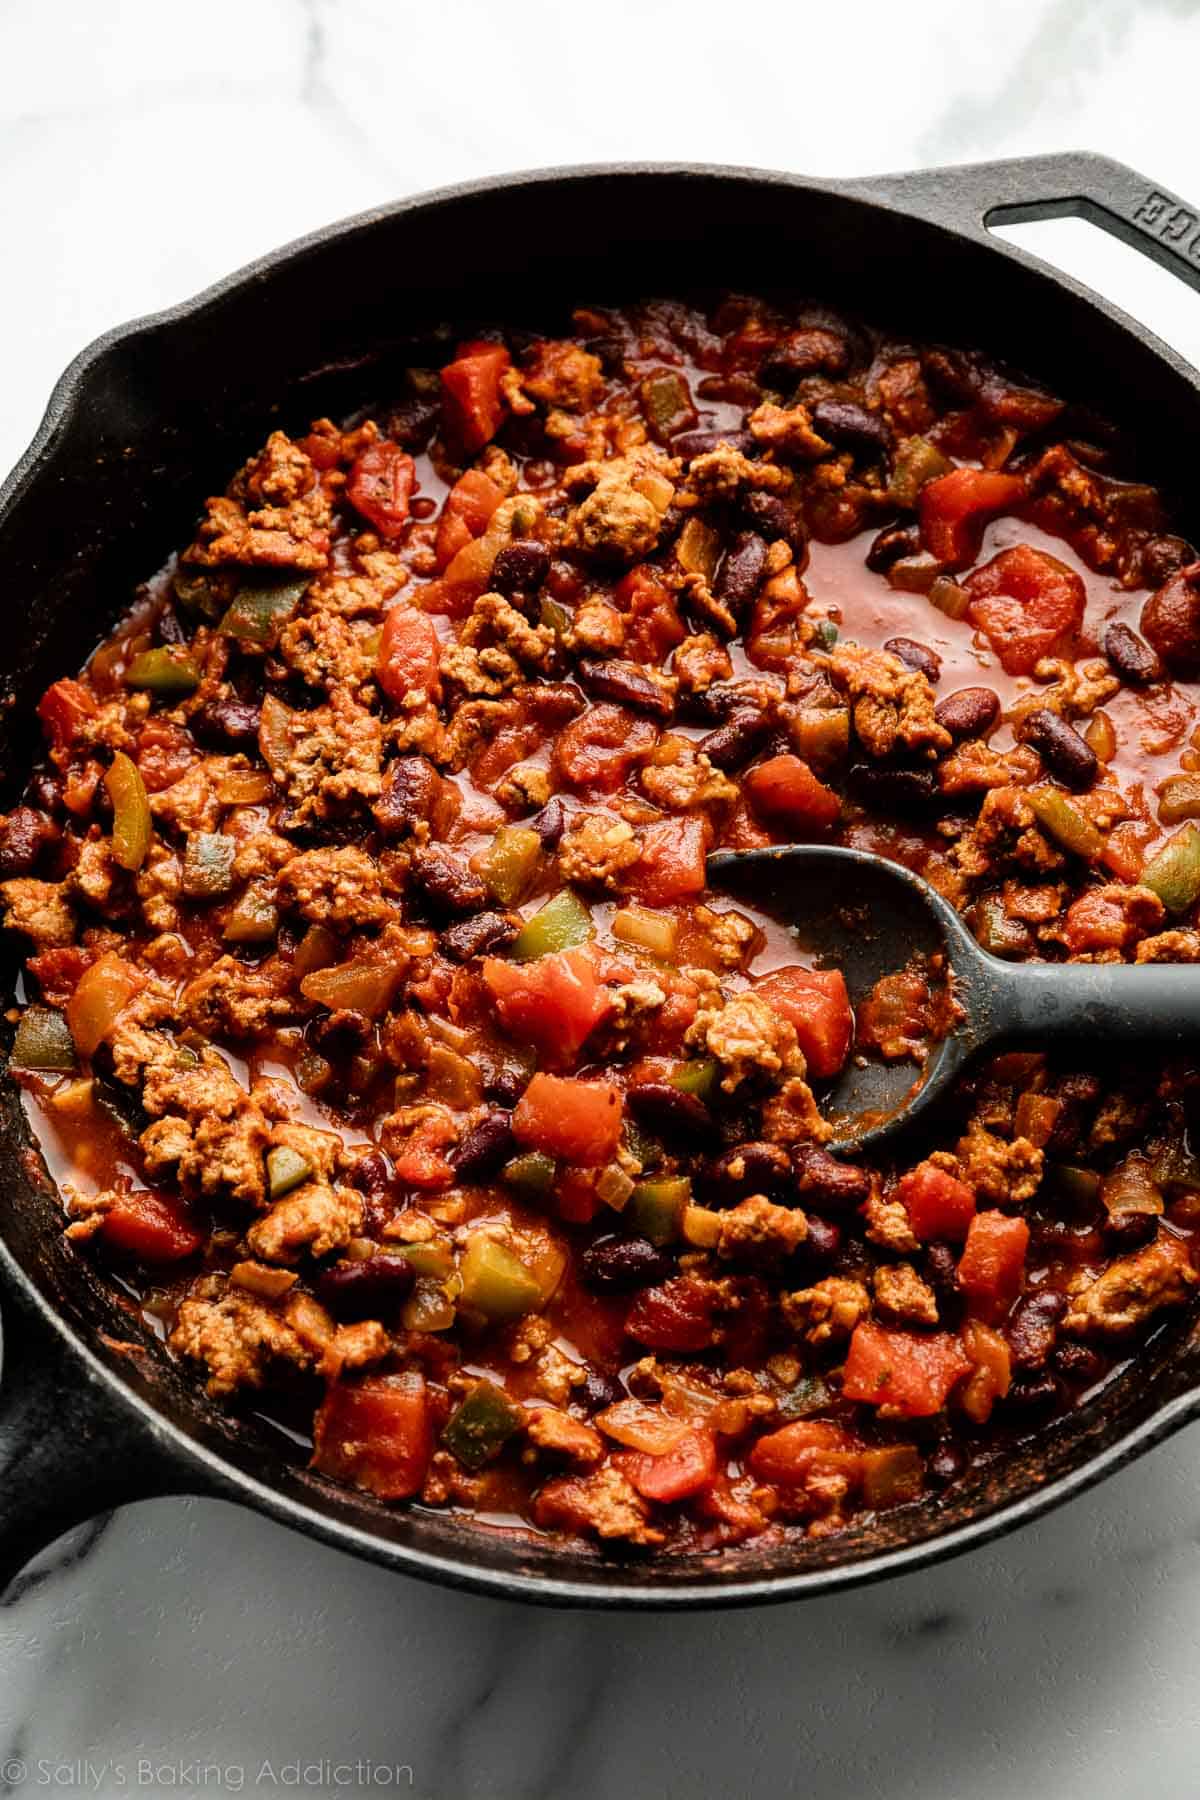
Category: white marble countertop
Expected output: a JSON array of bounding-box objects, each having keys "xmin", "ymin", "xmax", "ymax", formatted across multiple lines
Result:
[{"xmin": 4, "ymin": 2, "xmax": 1200, "ymax": 1795}]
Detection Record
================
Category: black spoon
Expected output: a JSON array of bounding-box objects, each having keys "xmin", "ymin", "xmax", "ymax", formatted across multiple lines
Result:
[{"xmin": 708, "ymin": 844, "xmax": 1200, "ymax": 1153}]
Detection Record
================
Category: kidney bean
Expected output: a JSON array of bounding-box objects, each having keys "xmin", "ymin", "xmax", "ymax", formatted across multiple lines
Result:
[
  {"xmin": 923, "ymin": 1242, "xmax": 962, "ymax": 1316},
  {"xmin": 699, "ymin": 710, "xmax": 770, "ymax": 772},
  {"xmin": 866, "ymin": 523, "xmax": 920, "ymax": 571},
  {"xmin": 883, "ymin": 637, "xmax": 941, "ymax": 682},
  {"xmin": 580, "ymin": 1234, "xmax": 675, "ymax": 1293},
  {"xmin": 1004, "ymin": 1372, "xmax": 1064, "ymax": 1414},
  {"xmin": 317, "ymin": 1253, "xmax": 415, "ymax": 1321},
  {"xmin": 409, "ymin": 844, "xmax": 488, "ymax": 914},
  {"xmin": 790, "ymin": 1144, "xmax": 870, "ymax": 1212},
  {"xmin": 758, "ymin": 328, "xmax": 849, "ymax": 387},
  {"xmin": 715, "ymin": 532, "xmax": 770, "ymax": 615},
  {"xmin": 451, "ymin": 1108, "xmax": 517, "ymax": 1179},
  {"xmin": 1052, "ymin": 1341, "xmax": 1106, "ymax": 1385},
  {"xmin": 627, "ymin": 1082, "xmax": 720, "ymax": 1147},
  {"xmin": 811, "ymin": 399, "xmax": 890, "ymax": 456},
  {"xmin": 927, "ymin": 1441, "xmax": 967, "ymax": 1487},
  {"xmin": 673, "ymin": 427, "xmax": 756, "ymax": 459},
  {"xmin": 1043, "ymin": 1072, "xmax": 1102, "ymax": 1158},
  {"xmin": 28, "ymin": 772, "xmax": 64, "ymax": 816},
  {"xmin": 526, "ymin": 682, "xmax": 586, "ymax": 727},
  {"xmin": 800, "ymin": 1215, "xmax": 842, "ymax": 1264},
  {"xmin": 848, "ymin": 763, "xmax": 938, "ymax": 811},
  {"xmin": 581, "ymin": 1371, "xmax": 623, "ymax": 1412},
  {"xmin": 347, "ymin": 1149, "xmax": 393, "ymax": 1234},
  {"xmin": 1103, "ymin": 620, "xmax": 1163, "ymax": 686},
  {"xmin": 1016, "ymin": 708, "xmax": 1098, "ymax": 791},
  {"xmin": 440, "ymin": 909, "xmax": 518, "ymax": 962},
  {"xmin": 386, "ymin": 395, "xmax": 440, "ymax": 453},
  {"xmin": 576, "ymin": 658, "xmax": 674, "ymax": 717},
  {"xmin": 1103, "ymin": 1210, "xmax": 1159, "ymax": 1251},
  {"xmin": 933, "ymin": 686, "xmax": 1001, "ymax": 740},
  {"xmin": 373, "ymin": 755, "xmax": 440, "ymax": 837},
  {"xmin": 740, "ymin": 490, "xmax": 806, "ymax": 553},
  {"xmin": 527, "ymin": 796, "xmax": 567, "ymax": 848},
  {"xmin": 0, "ymin": 806, "xmax": 57, "ymax": 878},
  {"xmin": 1139, "ymin": 534, "xmax": 1193, "ymax": 588},
  {"xmin": 1141, "ymin": 563, "xmax": 1200, "ymax": 674},
  {"xmin": 311, "ymin": 1009, "xmax": 371, "ymax": 1056},
  {"xmin": 544, "ymin": 559, "xmax": 586, "ymax": 605},
  {"xmin": 490, "ymin": 539, "xmax": 551, "ymax": 597},
  {"xmin": 703, "ymin": 1141, "xmax": 793, "ymax": 1201},
  {"xmin": 194, "ymin": 693, "xmax": 261, "ymax": 746},
  {"xmin": 1006, "ymin": 1290, "xmax": 1067, "ymax": 1370}
]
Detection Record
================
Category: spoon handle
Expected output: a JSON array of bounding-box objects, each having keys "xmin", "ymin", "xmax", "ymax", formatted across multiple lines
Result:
[{"xmin": 986, "ymin": 958, "xmax": 1200, "ymax": 1045}]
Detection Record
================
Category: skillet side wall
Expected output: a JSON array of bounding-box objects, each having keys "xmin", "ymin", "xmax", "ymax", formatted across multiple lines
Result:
[{"xmin": 2, "ymin": 165, "xmax": 1199, "ymax": 1604}]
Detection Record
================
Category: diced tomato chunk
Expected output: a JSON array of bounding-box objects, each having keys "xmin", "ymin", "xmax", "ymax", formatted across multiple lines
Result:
[
  {"xmin": 744, "ymin": 755, "xmax": 840, "ymax": 835},
  {"xmin": 346, "ymin": 440, "xmax": 416, "ymax": 539},
  {"xmin": 311, "ymin": 1372, "xmax": 432, "ymax": 1500},
  {"xmin": 625, "ymin": 1275, "xmax": 716, "ymax": 1351},
  {"xmin": 556, "ymin": 1168, "xmax": 603, "ymax": 1223},
  {"xmin": 615, "ymin": 566, "xmax": 686, "ymax": 663},
  {"xmin": 966, "ymin": 543, "xmax": 1085, "ymax": 676},
  {"xmin": 390, "ymin": 1110, "xmax": 457, "ymax": 1190},
  {"xmin": 38, "ymin": 678, "xmax": 96, "ymax": 752},
  {"xmin": 482, "ymin": 949, "xmax": 612, "ymax": 1065},
  {"xmin": 26, "ymin": 945, "xmax": 93, "ymax": 1007},
  {"xmin": 747, "ymin": 1419, "xmax": 857, "ymax": 1484},
  {"xmin": 434, "ymin": 468, "xmax": 506, "ymax": 569},
  {"xmin": 377, "ymin": 606, "xmax": 441, "ymax": 706},
  {"xmin": 98, "ymin": 1188, "xmax": 204, "ymax": 1262},
  {"xmin": 956, "ymin": 1211, "xmax": 1029, "ymax": 1321},
  {"xmin": 625, "ymin": 816, "xmax": 711, "ymax": 906},
  {"xmin": 441, "ymin": 347, "xmax": 511, "ymax": 453},
  {"xmin": 753, "ymin": 966, "xmax": 853, "ymax": 1078},
  {"xmin": 842, "ymin": 1321, "xmax": 972, "ymax": 1417},
  {"xmin": 895, "ymin": 1160, "xmax": 977, "ymax": 1242},
  {"xmin": 918, "ymin": 466, "xmax": 1028, "ymax": 569},
  {"xmin": 1061, "ymin": 888, "xmax": 1142, "ymax": 954},
  {"xmin": 616, "ymin": 1428, "xmax": 718, "ymax": 1503},
  {"xmin": 552, "ymin": 704, "xmax": 658, "ymax": 793},
  {"xmin": 512, "ymin": 1071, "xmax": 623, "ymax": 1166},
  {"xmin": 136, "ymin": 720, "xmax": 197, "ymax": 792}
]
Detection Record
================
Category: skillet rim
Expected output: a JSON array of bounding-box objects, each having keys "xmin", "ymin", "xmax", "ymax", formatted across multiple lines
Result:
[{"xmin": 3, "ymin": 153, "xmax": 1200, "ymax": 1608}]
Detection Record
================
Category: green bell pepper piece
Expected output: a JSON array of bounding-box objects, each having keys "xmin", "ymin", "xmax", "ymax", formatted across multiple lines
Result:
[
  {"xmin": 223, "ymin": 881, "xmax": 280, "ymax": 944},
  {"xmin": 442, "ymin": 1378, "xmax": 525, "ymax": 1471},
  {"xmin": 180, "ymin": 832, "xmax": 236, "ymax": 900},
  {"xmin": 401, "ymin": 1238, "xmax": 456, "ymax": 1278},
  {"xmin": 629, "ymin": 1176, "xmax": 690, "ymax": 1246},
  {"xmin": 1142, "ymin": 824, "xmax": 1200, "ymax": 914},
  {"xmin": 124, "ymin": 647, "xmax": 201, "ymax": 696},
  {"xmin": 10, "ymin": 1005, "xmax": 77, "ymax": 1072},
  {"xmin": 483, "ymin": 825, "xmax": 542, "ymax": 906},
  {"xmin": 1026, "ymin": 788, "xmax": 1104, "ymax": 861},
  {"xmin": 218, "ymin": 577, "xmax": 310, "ymax": 645},
  {"xmin": 669, "ymin": 1058, "xmax": 718, "ymax": 1102},
  {"xmin": 510, "ymin": 889, "xmax": 593, "ymax": 961},
  {"xmin": 459, "ymin": 1235, "xmax": 542, "ymax": 1321},
  {"xmin": 266, "ymin": 1144, "xmax": 312, "ymax": 1200},
  {"xmin": 502, "ymin": 1150, "xmax": 557, "ymax": 1201}
]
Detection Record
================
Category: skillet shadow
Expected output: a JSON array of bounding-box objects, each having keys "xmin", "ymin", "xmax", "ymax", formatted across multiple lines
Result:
[{"xmin": 5, "ymin": 1430, "xmax": 1196, "ymax": 1800}]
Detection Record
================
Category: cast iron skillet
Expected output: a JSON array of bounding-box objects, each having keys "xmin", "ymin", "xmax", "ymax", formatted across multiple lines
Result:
[{"xmin": 3, "ymin": 151, "xmax": 1200, "ymax": 1609}]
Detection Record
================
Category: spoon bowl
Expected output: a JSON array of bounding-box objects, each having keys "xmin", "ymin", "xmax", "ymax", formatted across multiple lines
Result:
[{"xmin": 708, "ymin": 845, "xmax": 1200, "ymax": 1153}]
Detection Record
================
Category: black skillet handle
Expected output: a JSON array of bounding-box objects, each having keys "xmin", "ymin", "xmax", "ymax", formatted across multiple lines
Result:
[
  {"xmin": 984, "ymin": 957, "xmax": 1200, "ymax": 1044},
  {"xmin": 0, "ymin": 1277, "xmax": 193, "ymax": 1595},
  {"xmin": 843, "ymin": 151, "xmax": 1200, "ymax": 299}
]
